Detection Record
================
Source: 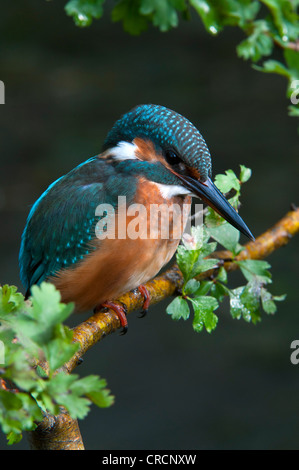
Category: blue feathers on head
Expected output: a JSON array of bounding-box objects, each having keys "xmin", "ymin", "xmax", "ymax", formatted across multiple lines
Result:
[{"xmin": 103, "ymin": 104, "xmax": 212, "ymax": 179}]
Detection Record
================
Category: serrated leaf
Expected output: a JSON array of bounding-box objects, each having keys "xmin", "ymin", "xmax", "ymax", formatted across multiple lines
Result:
[
  {"xmin": 260, "ymin": 0, "xmax": 299, "ymax": 42},
  {"xmin": 229, "ymin": 280, "xmax": 262, "ymax": 324},
  {"xmin": 45, "ymin": 338, "xmax": 79, "ymax": 372},
  {"xmin": 112, "ymin": 0, "xmax": 148, "ymax": 35},
  {"xmin": 236, "ymin": 259, "xmax": 272, "ymax": 284},
  {"xmin": 191, "ymin": 257, "xmax": 218, "ymax": 277},
  {"xmin": 254, "ymin": 59, "xmax": 291, "ymax": 78},
  {"xmin": 208, "ymin": 221, "xmax": 240, "ymax": 254},
  {"xmin": 260, "ymin": 288, "xmax": 286, "ymax": 314},
  {"xmin": 237, "ymin": 20, "xmax": 273, "ymax": 62},
  {"xmin": 166, "ymin": 296, "xmax": 190, "ymax": 320},
  {"xmin": 0, "ymin": 285, "xmax": 26, "ymax": 316},
  {"xmin": 65, "ymin": 0, "xmax": 106, "ymax": 27},
  {"xmin": 176, "ymin": 245, "xmax": 199, "ymax": 281},
  {"xmin": 183, "ymin": 279, "xmax": 201, "ymax": 295},
  {"xmin": 140, "ymin": 0, "xmax": 185, "ymax": 31},
  {"xmin": 214, "ymin": 169, "xmax": 240, "ymax": 193},
  {"xmin": 239, "ymin": 165, "xmax": 252, "ymax": 183},
  {"xmin": 191, "ymin": 296, "xmax": 219, "ymax": 333},
  {"xmin": 71, "ymin": 375, "xmax": 114, "ymax": 408},
  {"xmin": 260, "ymin": 287, "xmax": 277, "ymax": 314},
  {"xmin": 17, "ymin": 283, "xmax": 74, "ymax": 346},
  {"xmin": 189, "ymin": 0, "xmax": 221, "ymax": 35}
]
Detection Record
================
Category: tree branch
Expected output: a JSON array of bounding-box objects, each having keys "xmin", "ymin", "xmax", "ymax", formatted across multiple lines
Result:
[
  {"xmin": 28, "ymin": 206, "xmax": 299, "ymax": 450},
  {"xmin": 27, "ymin": 407, "xmax": 85, "ymax": 450},
  {"xmin": 64, "ymin": 206, "xmax": 299, "ymax": 374}
]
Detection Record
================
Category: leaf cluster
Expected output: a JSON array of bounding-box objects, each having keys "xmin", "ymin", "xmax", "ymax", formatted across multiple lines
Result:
[
  {"xmin": 0, "ymin": 283, "xmax": 114, "ymax": 445},
  {"xmin": 64, "ymin": 1, "xmax": 299, "ymax": 121},
  {"xmin": 166, "ymin": 165, "xmax": 286, "ymax": 333}
]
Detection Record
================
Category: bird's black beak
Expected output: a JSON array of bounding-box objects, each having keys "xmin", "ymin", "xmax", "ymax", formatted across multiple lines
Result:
[{"xmin": 175, "ymin": 173, "xmax": 255, "ymax": 241}]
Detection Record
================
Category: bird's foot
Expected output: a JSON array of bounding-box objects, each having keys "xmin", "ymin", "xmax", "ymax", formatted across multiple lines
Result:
[
  {"xmin": 95, "ymin": 301, "xmax": 128, "ymax": 335},
  {"xmin": 137, "ymin": 285, "xmax": 151, "ymax": 318}
]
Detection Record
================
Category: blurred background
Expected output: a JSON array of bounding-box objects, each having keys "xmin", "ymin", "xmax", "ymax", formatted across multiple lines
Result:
[{"xmin": 0, "ymin": 0, "xmax": 299, "ymax": 450}]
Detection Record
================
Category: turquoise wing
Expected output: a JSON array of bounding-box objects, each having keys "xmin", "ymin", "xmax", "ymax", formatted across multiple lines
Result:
[{"xmin": 19, "ymin": 157, "xmax": 113, "ymax": 296}]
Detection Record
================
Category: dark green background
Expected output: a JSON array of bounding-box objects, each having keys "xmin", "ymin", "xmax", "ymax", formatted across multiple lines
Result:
[{"xmin": 0, "ymin": 0, "xmax": 298, "ymax": 450}]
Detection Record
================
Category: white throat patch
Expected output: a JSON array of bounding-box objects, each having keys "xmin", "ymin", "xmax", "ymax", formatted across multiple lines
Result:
[
  {"xmin": 154, "ymin": 183, "xmax": 191, "ymax": 199},
  {"xmin": 108, "ymin": 141, "xmax": 139, "ymax": 161}
]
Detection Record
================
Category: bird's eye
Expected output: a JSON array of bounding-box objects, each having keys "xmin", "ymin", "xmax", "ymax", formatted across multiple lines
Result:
[{"xmin": 164, "ymin": 149, "xmax": 182, "ymax": 166}]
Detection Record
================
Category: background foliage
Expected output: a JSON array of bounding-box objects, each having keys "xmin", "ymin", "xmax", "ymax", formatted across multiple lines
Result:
[{"xmin": 65, "ymin": 0, "xmax": 299, "ymax": 122}]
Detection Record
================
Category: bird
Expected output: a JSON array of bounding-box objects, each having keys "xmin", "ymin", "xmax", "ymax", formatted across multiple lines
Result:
[{"xmin": 19, "ymin": 104, "xmax": 254, "ymax": 333}]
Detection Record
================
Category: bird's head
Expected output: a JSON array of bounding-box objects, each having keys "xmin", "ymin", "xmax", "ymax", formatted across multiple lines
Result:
[{"xmin": 103, "ymin": 104, "xmax": 254, "ymax": 240}]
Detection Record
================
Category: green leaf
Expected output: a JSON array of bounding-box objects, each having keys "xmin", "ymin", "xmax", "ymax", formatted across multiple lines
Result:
[
  {"xmin": 191, "ymin": 257, "xmax": 218, "ymax": 277},
  {"xmin": 236, "ymin": 259, "xmax": 272, "ymax": 284},
  {"xmin": 216, "ymin": 266, "xmax": 228, "ymax": 283},
  {"xmin": 176, "ymin": 244, "xmax": 199, "ymax": 281},
  {"xmin": 260, "ymin": 288, "xmax": 286, "ymax": 314},
  {"xmin": 210, "ymin": 281, "xmax": 229, "ymax": 302},
  {"xmin": 16, "ymin": 283, "xmax": 74, "ymax": 347},
  {"xmin": 288, "ymin": 105, "xmax": 299, "ymax": 116},
  {"xmin": 239, "ymin": 165, "xmax": 252, "ymax": 183},
  {"xmin": 214, "ymin": 169, "xmax": 240, "ymax": 194},
  {"xmin": 191, "ymin": 296, "xmax": 219, "ymax": 333},
  {"xmin": 260, "ymin": 287, "xmax": 277, "ymax": 314},
  {"xmin": 0, "ymin": 390, "xmax": 42, "ymax": 443},
  {"xmin": 71, "ymin": 375, "xmax": 114, "ymax": 408},
  {"xmin": 192, "ymin": 280, "xmax": 213, "ymax": 296},
  {"xmin": 0, "ymin": 285, "xmax": 26, "ymax": 316},
  {"xmin": 207, "ymin": 221, "xmax": 240, "ymax": 254},
  {"xmin": 182, "ymin": 224, "xmax": 210, "ymax": 250},
  {"xmin": 189, "ymin": 0, "xmax": 221, "ymax": 35},
  {"xmin": 45, "ymin": 337, "xmax": 79, "ymax": 372},
  {"xmin": 0, "ymin": 283, "xmax": 115, "ymax": 444},
  {"xmin": 65, "ymin": 0, "xmax": 106, "ymax": 27},
  {"xmin": 260, "ymin": 0, "xmax": 299, "ymax": 42},
  {"xmin": 183, "ymin": 279, "xmax": 201, "ymax": 295},
  {"xmin": 237, "ymin": 20, "xmax": 273, "ymax": 62},
  {"xmin": 112, "ymin": 0, "xmax": 149, "ymax": 35},
  {"xmin": 7, "ymin": 431, "xmax": 23, "ymax": 445},
  {"xmin": 140, "ymin": 0, "xmax": 186, "ymax": 31},
  {"xmin": 254, "ymin": 59, "xmax": 291, "ymax": 78},
  {"xmin": 166, "ymin": 296, "xmax": 190, "ymax": 320},
  {"xmin": 229, "ymin": 283, "xmax": 261, "ymax": 323}
]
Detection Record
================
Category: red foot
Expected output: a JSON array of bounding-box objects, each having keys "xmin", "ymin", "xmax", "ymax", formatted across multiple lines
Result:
[
  {"xmin": 101, "ymin": 301, "xmax": 128, "ymax": 335},
  {"xmin": 138, "ymin": 285, "xmax": 151, "ymax": 318}
]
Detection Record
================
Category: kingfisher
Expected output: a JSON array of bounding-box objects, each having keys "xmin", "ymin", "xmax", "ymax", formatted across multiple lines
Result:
[{"xmin": 19, "ymin": 104, "xmax": 254, "ymax": 333}]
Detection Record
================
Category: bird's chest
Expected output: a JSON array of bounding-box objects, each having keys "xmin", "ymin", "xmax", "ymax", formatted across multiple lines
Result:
[
  {"xmin": 52, "ymin": 179, "xmax": 191, "ymax": 310},
  {"xmin": 123, "ymin": 177, "xmax": 191, "ymax": 246},
  {"xmin": 111, "ymin": 178, "xmax": 191, "ymax": 289}
]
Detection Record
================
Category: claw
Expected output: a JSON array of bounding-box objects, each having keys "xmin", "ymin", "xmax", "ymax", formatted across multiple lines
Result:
[
  {"xmin": 137, "ymin": 285, "xmax": 150, "ymax": 318},
  {"xmin": 97, "ymin": 301, "xmax": 128, "ymax": 335}
]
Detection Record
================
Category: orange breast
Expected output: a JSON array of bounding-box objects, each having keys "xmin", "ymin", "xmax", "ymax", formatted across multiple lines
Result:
[{"xmin": 51, "ymin": 178, "xmax": 191, "ymax": 311}]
